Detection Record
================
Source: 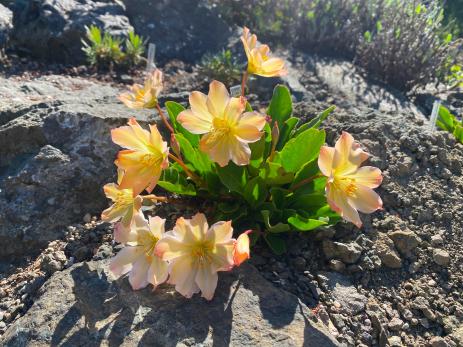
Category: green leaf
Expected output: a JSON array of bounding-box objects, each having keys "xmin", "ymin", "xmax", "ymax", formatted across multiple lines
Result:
[
  {"xmin": 289, "ymin": 193, "xmax": 327, "ymax": 210},
  {"xmin": 292, "ymin": 159, "xmax": 320, "ymax": 187},
  {"xmin": 174, "ymin": 133, "xmax": 212, "ymax": 174},
  {"xmin": 294, "ymin": 106, "xmax": 335, "ymax": 136},
  {"xmin": 158, "ymin": 168, "xmax": 197, "ymax": 196},
  {"xmin": 261, "ymin": 210, "xmax": 290, "ymax": 233},
  {"xmin": 270, "ymin": 187, "xmax": 289, "ymax": 209},
  {"xmin": 243, "ymin": 177, "xmax": 267, "ymax": 206},
  {"xmin": 267, "ymin": 85, "xmax": 292, "ymax": 128},
  {"xmin": 264, "ymin": 233, "xmax": 286, "ymax": 255},
  {"xmin": 276, "ymin": 117, "xmax": 299, "ymax": 150},
  {"xmin": 259, "ymin": 162, "xmax": 294, "ymax": 185},
  {"xmin": 217, "ymin": 163, "xmax": 248, "ymax": 193},
  {"xmin": 454, "ymin": 124, "xmax": 463, "ymax": 143},
  {"xmin": 437, "ymin": 105, "xmax": 455, "ymax": 133},
  {"xmin": 287, "ymin": 214, "xmax": 327, "ymax": 231},
  {"xmin": 277, "ymin": 128, "xmax": 325, "ymax": 173},
  {"xmin": 165, "ymin": 101, "xmax": 199, "ymax": 146}
]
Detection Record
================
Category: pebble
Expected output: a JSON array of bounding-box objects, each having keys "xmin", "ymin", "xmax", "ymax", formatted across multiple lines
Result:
[
  {"xmin": 433, "ymin": 249, "xmax": 450, "ymax": 266},
  {"xmin": 388, "ymin": 335, "xmax": 402, "ymax": 347},
  {"xmin": 431, "ymin": 234, "xmax": 444, "ymax": 247},
  {"xmin": 388, "ymin": 317, "xmax": 404, "ymax": 331},
  {"xmin": 430, "ymin": 336, "xmax": 449, "ymax": 347}
]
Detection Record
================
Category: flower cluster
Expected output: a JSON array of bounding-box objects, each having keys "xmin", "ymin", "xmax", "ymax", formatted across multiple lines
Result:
[{"xmin": 101, "ymin": 27, "xmax": 383, "ymax": 300}]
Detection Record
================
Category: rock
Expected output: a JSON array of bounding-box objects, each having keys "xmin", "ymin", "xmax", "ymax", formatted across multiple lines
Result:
[
  {"xmin": 388, "ymin": 230, "xmax": 420, "ymax": 258},
  {"xmin": 0, "ymin": 75, "xmax": 151, "ymax": 259},
  {"xmin": 375, "ymin": 234, "xmax": 402, "ymax": 269},
  {"xmin": 433, "ymin": 249, "xmax": 450, "ymax": 267},
  {"xmin": 322, "ymin": 240, "xmax": 363, "ymax": 264},
  {"xmin": 430, "ymin": 234, "xmax": 444, "ymax": 247},
  {"xmin": 387, "ymin": 317, "xmax": 403, "ymax": 331},
  {"xmin": 11, "ymin": 0, "xmax": 132, "ymax": 63},
  {"xmin": 123, "ymin": 0, "xmax": 232, "ymax": 64},
  {"xmin": 429, "ymin": 336, "xmax": 449, "ymax": 347},
  {"xmin": 388, "ymin": 335, "xmax": 403, "ymax": 347},
  {"xmin": 0, "ymin": 4, "xmax": 12, "ymax": 49},
  {"xmin": 451, "ymin": 326, "xmax": 463, "ymax": 346},
  {"xmin": 317, "ymin": 272, "xmax": 367, "ymax": 315},
  {"xmin": 0, "ymin": 261, "xmax": 340, "ymax": 346}
]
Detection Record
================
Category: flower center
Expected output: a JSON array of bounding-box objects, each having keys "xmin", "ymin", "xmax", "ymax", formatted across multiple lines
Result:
[
  {"xmin": 140, "ymin": 152, "xmax": 163, "ymax": 167},
  {"xmin": 138, "ymin": 230, "xmax": 159, "ymax": 256},
  {"xmin": 335, "ymin": 177, "xmax": 358, "ymax": 197},
  {"xmin": 204, "ymin": 118, "xmax": 232, "ymax": 146},
  {"xmin": 191, "ymin": 241, "xmax": 213, "ymax": 265},
  {"xmin": 115, "ymin": 192, "xmax": 133, "ymax": 208}
]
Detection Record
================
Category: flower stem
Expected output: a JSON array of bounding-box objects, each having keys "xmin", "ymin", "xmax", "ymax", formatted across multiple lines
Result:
[
  {"xmin": 142, "ymin": 194, "xmax": 169, "ymax": 202},
  {"xmin": 241, "ymin": 71, "xmax": 249, "ymax": 97},
  {"xmin": 289, "ymin": 174, "xmax": 324, "ymax": 192},
  {"xmin": 156, "ymin": 104, "xmax": 175, "ymax": 133},
  {"xmin": 168, "ymin": 153, "xmax": 202, "ymax": 185}
]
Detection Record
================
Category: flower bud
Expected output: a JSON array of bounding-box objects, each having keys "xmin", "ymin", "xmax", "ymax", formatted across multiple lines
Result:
[{"xmin": 233, "ymin": 230, "xmax": 251, "ymax": 266}]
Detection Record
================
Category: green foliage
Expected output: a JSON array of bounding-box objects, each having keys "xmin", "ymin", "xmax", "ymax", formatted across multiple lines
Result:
[
  {"xmin": 209, "ymin": 0, "xmax": 462, "ymax": 92},
  {"xmin": 437, "ymin": 105, "xmax": 463, "ymax": 144},
  {"xmin": 82, "ymin": 26, "xmax": 146, "ymax": 70},
  {"xmin": 199, "ymin": 50, "xmax": 243, "ymax": 86},
  {"xmin": 445, "ymin": 64, "xmax": 463, "ymax": 90},
  {"xmin": 160, "ymin": 84, "xmax": 338, "ymax": 253}
]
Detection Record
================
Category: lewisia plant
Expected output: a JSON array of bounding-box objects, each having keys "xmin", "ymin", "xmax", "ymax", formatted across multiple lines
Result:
[{"xmin": 102, "ymin": 27, "xmax": 383, "ymax": 300}]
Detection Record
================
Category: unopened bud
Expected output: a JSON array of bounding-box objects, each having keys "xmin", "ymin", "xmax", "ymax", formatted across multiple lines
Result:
[{"xmin": 170, "ymin": 134, "xmax": 181, "ymax": 158}]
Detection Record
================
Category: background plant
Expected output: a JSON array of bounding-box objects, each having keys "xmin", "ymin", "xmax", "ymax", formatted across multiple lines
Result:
[
  {"xmin": 82, "ymin": 25, "xmax": 146, "ymax": 70},
  {"xmin": 437, "ymin": 104, "xmax": 463, "ymax": 143},
  {"xmin": 199, "ymin": 49, "xmax": 242, "ymax": 86},
  {"xmin": 209, "ymin": 0, "xmax": 462, "ymax": 92}
]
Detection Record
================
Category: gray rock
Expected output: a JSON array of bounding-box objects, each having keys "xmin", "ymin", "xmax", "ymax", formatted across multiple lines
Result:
[
  {"xmin": 0, "ymin": 4, "xmax": 12, "ymax": 49},
  {"xmin": 433, "ymin": 249, "xmax": 450, "ymax": 267},
  {"xmin": 388, "ymin": 335, "xmax": 402, "ymax": 347},
  {"xmin": 322, "ymin": 240, "xmax": 363, "ymax": 264},
  {"xmin": 429, "ymin": 336, "xmax": 449, "ymax": 347},
  {"xmin": 123, "ymin": 0, "xmax": 232, "ymax": 65},
  {"xmin": 0, "ymin": 75, "xmax": 151, "ymax": 259},
  {"xmin": 317, "ymin": 272, "xmax": 367, "ymax": 315},
  {"xmin": 0, "ymin": 260, "xmax": 340, "ymax": 346},
  {"xmin": 375, "ymin": 234, "xmax": 402, "ymax": 269},
  {"xmin": 11, "ymin": 0, "xmax": 132, "ymax": 63},
  {"xmin": 388, "ymin": 230, "xmax": 420, "ymax": 258},
  {"xmin": 430, "ymin": 234, "xmax": 444, "ymax": 247}
]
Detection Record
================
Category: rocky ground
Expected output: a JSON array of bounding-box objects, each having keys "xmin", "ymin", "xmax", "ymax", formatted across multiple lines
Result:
[
  {"xmin": 1, "ymin": 0, "xmax": 463, "ymax": 346},
  {"xmin": 0, "ymin": 54, "xmax": 462, "ymax": 347}
]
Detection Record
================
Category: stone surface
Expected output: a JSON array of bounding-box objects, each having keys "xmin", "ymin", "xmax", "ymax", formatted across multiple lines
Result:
[
  {"xmin": 388, "ymin": 230, "xmax": 420, "ymax": 258},
  {"xmin": 11, "ymin": 0, "xmax": 132, "ymax": 63},
  {"xmin": 317, "ymin": 272, "xmax": 367, "ymax": 315},
  {"xmin": 375, "ymin": 234, "xmax": 402, "ymax": 269},
  {"xmin": 0, "ymin": 75, "xmax": 151, "ymax": 259},
  {"xmin": 123, "ymin": 0, "xmax": 232, "ymax": 64},
  {"xmin": 432, "ymin": 249, "xmax": 450, "ymax": 267},
  {"xmin": 0, "ymin": 3, "xmax": 11, "ymax": 49},
  {"xmin": 0, "ymin": 260, "xmax": 340, "ymax": 347},
  {"xmin": 322, "ymin": 240, "xmax": 362, "ymax": 264}
]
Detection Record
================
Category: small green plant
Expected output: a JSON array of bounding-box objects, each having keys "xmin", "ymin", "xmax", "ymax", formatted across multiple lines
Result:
[
  {"xmin": 82, "ymin": 26, "xmax": 146, "ymax": 70},
  {"xmin": 445, "ymin": 64, "xmax": 463, "ymax": 90},
  {"xmin": 199, "ymin": 50, "xmax": 242, "ymax": 86},
  {"xmin": 437, "ymin": 105, "xmax": 463, "ymax": 143},
  {"xmin": 125, "ymin": 31, "xmax": 146, "ymax": 66}
]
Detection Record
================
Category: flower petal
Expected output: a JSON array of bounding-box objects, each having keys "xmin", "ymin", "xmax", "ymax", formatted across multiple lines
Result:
[
  {"xmin": 228, "ymin": 137, "xmax": 251, "ymax": 166},
  {"xmin": 169, "ymin": 256, "xmax": 200, "ymax": 298},
  {"xmin": 195, "ymin": 264, "xmax": 218, "ymax": 300},
  {"xmin": 111, "ymin": 124, "xmax": 147, "ymax": 151},
  {"xmin": 239, "ymin": 112, "xmax": 266, "ymax": 131},
  {"xmin": 148, "ymin": 216, "xmax": 165, "ymax": 239},
  {"xmin": 155, "ymin": 234, "xmax": 190, "ymax": 261},
  {"xmin": 109, "ymin": 246, "xmax": 144, "ymax": 278},
  {"xmin": 206, "ymin": 221, "xmax": 233, "ymax": 244},
  {"xmin": 233, "ymin": 232, "xmax": 250, "ymax": 266},
  {"xmin": 207, "ymin": 80, "xmax": 230, "ymax": 117},
  {"xmin": 345, "ymin": 166, "xmax": 383, "ymax": 188},
  {"xmin": 223, "ymin": 97, "xmax": 245, "ymax": 124},
  {"xmin": 327, "ymin": 183, "xmax": 362, "ymax": 228},
  {"xmin": 128, "ymin": 256, "xmax": 150, "ymax": 290},
  {"xmin": 147, "ymin": 256, "xmax": 168, "ymax": 288},
  {"xmin": 177, "ymin": 109, "xmax": 212, "ymax": 134},
  {"xmin": 348, "ymin": 185, "xmax": 383, "ymax": 214},
  {"xmin": 211, "ymin": 242, "xmax": 235, "ymax": 272},
  {"xmin": 234, "ymin": 124, "xmax": 263, "ymax": 143},
  {"xmin": 318, "ymin": 146, "xmax": 335, "ymax": 177}
]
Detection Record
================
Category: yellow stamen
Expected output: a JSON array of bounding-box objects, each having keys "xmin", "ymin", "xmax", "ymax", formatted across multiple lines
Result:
[
  {"xmin": 115, "ymin": 192, "xmax": 133, "ymax": 208},
  {"xmin": 191, "ymin": 241, "xmax": 213, "ymax": 265}
]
